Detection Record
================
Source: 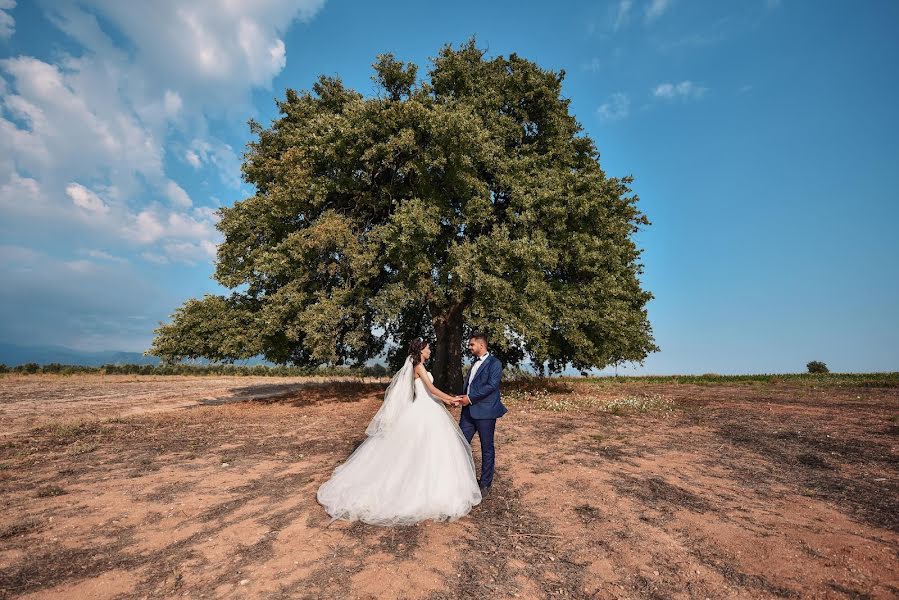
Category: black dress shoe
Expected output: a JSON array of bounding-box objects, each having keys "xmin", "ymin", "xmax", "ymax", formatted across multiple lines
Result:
[{"xmin": 479, "ymin": 485, "xmax": 491, "ymax": 498}]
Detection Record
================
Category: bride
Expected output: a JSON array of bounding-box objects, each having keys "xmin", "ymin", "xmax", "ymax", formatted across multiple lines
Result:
[{"xmin": 316, "ymin": 338, "xmax": 482, "ymax": 525}]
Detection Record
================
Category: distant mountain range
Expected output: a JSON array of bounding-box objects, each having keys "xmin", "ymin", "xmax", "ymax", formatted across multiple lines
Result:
[{"xmin": 0, "ymin": 342, "xmax": 274, "ymax": 367}]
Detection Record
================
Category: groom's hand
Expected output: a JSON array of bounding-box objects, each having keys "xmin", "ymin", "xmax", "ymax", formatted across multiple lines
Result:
[{"xmin": 458, "ymin": 395, "xmax": 471, "ymax": 406}]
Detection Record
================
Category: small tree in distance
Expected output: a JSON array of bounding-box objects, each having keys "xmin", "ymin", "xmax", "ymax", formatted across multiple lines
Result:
[{"xmin": 807, "ymin": 360, "xmax": 829, "ymax": 374}]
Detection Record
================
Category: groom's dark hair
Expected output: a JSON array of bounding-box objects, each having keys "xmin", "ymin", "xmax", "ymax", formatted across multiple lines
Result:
[{"xmin": 469, "ymin": 331, "xmax": 488, "ymax": 347}]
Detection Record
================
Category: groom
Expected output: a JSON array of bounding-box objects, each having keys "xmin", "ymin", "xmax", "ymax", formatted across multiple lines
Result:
[{"xmin": 454, "ymin": 331, "xmax": 507, "ymax": 497}]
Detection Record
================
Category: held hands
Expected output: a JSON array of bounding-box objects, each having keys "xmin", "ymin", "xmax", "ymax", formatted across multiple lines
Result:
[{"xmin": 449, "ymin": 395, "xmax": 471, "ymax": 407}]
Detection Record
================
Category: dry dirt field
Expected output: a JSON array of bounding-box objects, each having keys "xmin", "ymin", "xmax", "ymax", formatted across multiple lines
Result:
[{"xmin": 0, "ymin": 373, "xmax": 897, "ymax": 599}]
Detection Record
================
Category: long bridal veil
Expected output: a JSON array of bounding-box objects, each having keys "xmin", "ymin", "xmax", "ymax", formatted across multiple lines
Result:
[
  {"xmin": 364, "ymin": 355, "xmax": 414, "ymax": 437},
  {"xmin": 317, "ymin": 354, "xmax": 482, "ymax": 525}
]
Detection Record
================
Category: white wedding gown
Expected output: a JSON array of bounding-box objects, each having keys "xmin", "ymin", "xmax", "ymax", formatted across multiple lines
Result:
[{"xmin": 317, "ymin": 370, "xmax": 482, "ymax": 525}]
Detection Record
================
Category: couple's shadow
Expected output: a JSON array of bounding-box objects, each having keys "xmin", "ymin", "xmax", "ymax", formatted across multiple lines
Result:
[{"xmin": 231, "ymin": 379, "xmax": 388, "ymax": 408}]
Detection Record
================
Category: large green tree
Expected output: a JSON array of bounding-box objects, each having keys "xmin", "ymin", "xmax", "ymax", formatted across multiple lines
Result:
[{"xmin": 148, "ymin": 37, "xmax": 659, "ymax": 390}]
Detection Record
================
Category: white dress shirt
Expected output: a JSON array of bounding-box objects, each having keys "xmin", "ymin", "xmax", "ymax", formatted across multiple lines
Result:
[{"xmin": 466, "ymin": 352, "xmax": 490, "ymax": 395}]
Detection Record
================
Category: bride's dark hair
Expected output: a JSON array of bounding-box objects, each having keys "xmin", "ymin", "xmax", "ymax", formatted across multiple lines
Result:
[{"xmin": 408, "ymin": 337, "xmax": 429, "ymax": 366}]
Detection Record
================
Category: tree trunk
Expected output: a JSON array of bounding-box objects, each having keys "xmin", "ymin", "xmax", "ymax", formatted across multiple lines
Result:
[{"xmin": 431, "ymin": 304, "xmax": 465, "ymax": 393}]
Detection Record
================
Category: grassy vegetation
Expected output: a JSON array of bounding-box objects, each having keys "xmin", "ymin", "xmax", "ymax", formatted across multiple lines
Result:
[
  {"xmin": 503, "ymin": 385, "xmax": 677, "ymax": 414},
  {"xmin": 501, "ymin": 371, "xmax": 899, "ymax": 413},
  {"xmin": 0, "ymin": 361, "xmax": 384, "ymax": 378},
  {"xmin": 3, "ymin": 360, "xmax": 895, "ymax": 389},
  {"xmin": 35, "ymin": 485, "xmax": 66, "ymax": 498},
  {"xmin": 577, "ymin": 372, "xmax": 899, "ymax": 387},
  {"xmin": 603, "ymin": 393, "xmax": 675, "ymax": 414}
]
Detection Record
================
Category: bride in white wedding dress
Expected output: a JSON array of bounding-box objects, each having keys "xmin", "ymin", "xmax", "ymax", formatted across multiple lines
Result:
[{"xmin": 317, "ymin": 338, "xmax": 482, "ymax": 525}]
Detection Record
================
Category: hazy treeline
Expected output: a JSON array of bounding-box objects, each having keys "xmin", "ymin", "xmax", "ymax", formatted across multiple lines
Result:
[
  {"xmin": 0, "ymin": 362, "xmax": 390, "ymax": 378},
  {"xmin": 1, "ymin": 362, "xmax": 894, "ymax": 387},
  {"xmin": 581, "ymin": 372, "xmax": 899, "ymax": 387}
]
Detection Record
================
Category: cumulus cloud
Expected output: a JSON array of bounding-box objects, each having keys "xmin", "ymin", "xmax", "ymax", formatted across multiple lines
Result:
[
  {"xmin": 598, "ymin": 92, "xmax": 631, "ymax": 122},
  {"xmin": 0, "ymin": 1, "xmax": 322, "ymax": 267},
  {"xmin": 43, "ymin": 0, "xmax": 324, "ymax": 114},
  {"xmin": 653, "ymin": 80, "xmax": 708, "ymax": 100},
  {"xmin": 0, "ymin": 1, "xmax": 329, "ymax": 352},
  {"xmin": 0, "ymin": 55, "xmax": 165, "ymax": 196}
]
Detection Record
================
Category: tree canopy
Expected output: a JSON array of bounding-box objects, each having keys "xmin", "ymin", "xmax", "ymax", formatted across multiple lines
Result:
[{"xmin": 148, "ymin": 36, "xmax": 659, "ymax": 389}]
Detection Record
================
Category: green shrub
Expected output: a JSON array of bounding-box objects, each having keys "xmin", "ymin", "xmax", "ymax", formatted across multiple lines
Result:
[{"xmin": 807, "ymin": 360, "xmax": 829, "ymax": 374}]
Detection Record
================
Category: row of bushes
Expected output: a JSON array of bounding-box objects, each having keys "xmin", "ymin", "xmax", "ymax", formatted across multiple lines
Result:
[
  {"xmin": 580, "ymin": 371, "xmax": 899, "ymax": 387},
  {"xmin": 0, "ymin": 362, "xmax": 391, "ymax": 378}
]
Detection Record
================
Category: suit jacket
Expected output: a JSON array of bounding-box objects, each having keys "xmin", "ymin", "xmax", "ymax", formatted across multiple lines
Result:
[{"xmin": 462, "ymin": 354, "xmax": 508, "ymax": 420}]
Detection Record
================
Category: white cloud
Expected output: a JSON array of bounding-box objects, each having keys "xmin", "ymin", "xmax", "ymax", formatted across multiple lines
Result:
[
  {"xmin": 0, "ymin": 171, "xmax": 49, "ymax": 219},
  {"xmin": 0, "ymin": 168, "xmax": 221, "ymax": 266},
  {"xmin": 80, "ymin": 248, "xmax": 128, "ymax": 263},
  {"xmin": 191, "ymin": 205, "xmax": 220, "ymax": 221},
  {"xmin": 140, "ymin": 251, "xmax": 169, "ymax": 265},
  {"xmin": 163, "ymin": 89, "xmax": 182, "ymax": 117},
  {"xmin": 66, "ymin": 182, "xmax": 109, "ymax": 214},
  {"xmin": 161, "ymin": 239, "xmax": 217, "ymax": 266},
  {"xmin": 64, "ymin": 258, "xmax": 97, "ymax": 273},
  {"xmin": 124, "ymin": 204, "xmax": 220, "ymax": 262},
  {"xmin": 0, "ymin": 0, "xmax": 14, "ymax": 40},
  {"xmin": 164, "ymin": 180, "xmax": 192, "ymax": 208},
  {"xmin": 0, "ymin": 55, "xmax": 165, "ymax": 194},
  {"xmin": 165, "ymin": 210, "xmax": 214, "ymax": 240},
  {"xmin": 186, "ymin": 138, "xmax": 243, "ymax": 188},
  {"xmin": 597, "ymin": 92, "xmax": 630, "ymax": 122},
  {"xmin": 45, "ymin": 0, "xmax": 325, "ymax": 114},
  {"xmin": 0, "ymin": 1, "xmax": 321, "ymax": 266},
  {"xmin": 185, "ymin": 150, "xmax": 201, "ymax": 168},
  {"xmin": 653, "ymin": 80, "xmax": 708, "ymax": 100},
  {"xmin": 645, "ymin": 0, "xmax": 672, "ymax": 21},
  {"xmin": 130, "ymin": 210, "xmax": 167, "ymax": 244}
]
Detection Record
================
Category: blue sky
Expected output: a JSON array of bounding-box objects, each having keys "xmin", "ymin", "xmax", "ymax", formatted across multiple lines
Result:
[{"xmin": 1, "ymin": 0, "xmax": 896, "ymax": 374}]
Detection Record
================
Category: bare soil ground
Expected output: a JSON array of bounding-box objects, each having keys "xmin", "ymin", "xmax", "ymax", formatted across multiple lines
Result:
[{"xmin": 0, "ymin": 374, "xmax": 897, "ymax": 599}]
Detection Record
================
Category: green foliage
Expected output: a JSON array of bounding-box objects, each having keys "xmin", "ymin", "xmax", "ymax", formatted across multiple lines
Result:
[
  {"xmin": 807, "ymin": 360, "xmax": 829, "ymax": 374},
  {"xmin": 147, "ymin": 36, "xmax": 659, "ymax": 387},
  {"xmin": 362, "ymin": 363, "xmax": 389, "ymax": 377}
]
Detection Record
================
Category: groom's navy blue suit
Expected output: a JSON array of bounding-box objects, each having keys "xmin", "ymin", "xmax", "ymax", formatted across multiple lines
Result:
[{"xmin": 459, "ymin": 353, "xmax": 507, "ymax": 488}]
